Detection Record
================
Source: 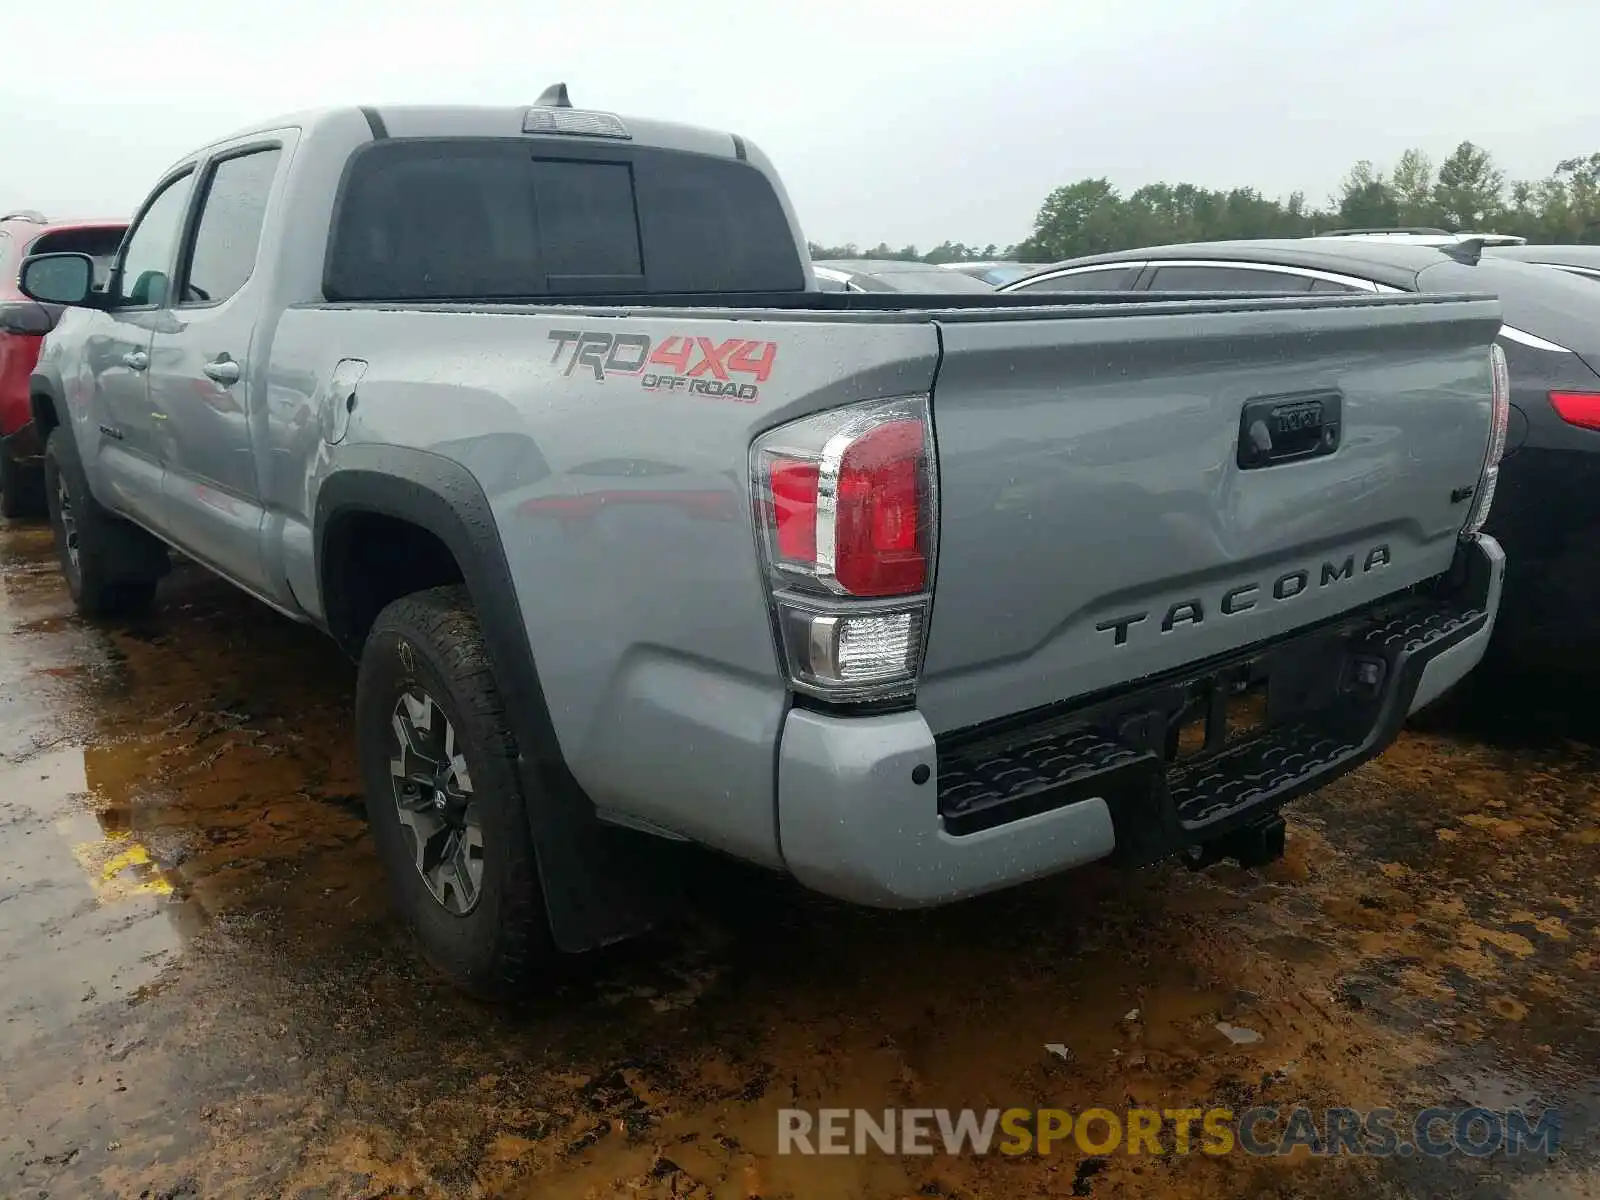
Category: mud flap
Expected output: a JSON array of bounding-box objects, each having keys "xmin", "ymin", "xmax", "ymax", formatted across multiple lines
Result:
[{"xmin": 518, "ymin": 757, "xmax": 687, "ymax": 954}]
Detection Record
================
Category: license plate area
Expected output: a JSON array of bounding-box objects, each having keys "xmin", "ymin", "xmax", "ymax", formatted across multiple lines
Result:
[
  {"xmin": 1168, "ymin": 665, "xmax": 1269, "ymax": 762},
  {"xmin": 936, "ymin": 584, "xmax": 1489, "ymax": 842},
  {"xmin": 1104, "ymin": 657, "xmax": 1279, "ymax": 767}
]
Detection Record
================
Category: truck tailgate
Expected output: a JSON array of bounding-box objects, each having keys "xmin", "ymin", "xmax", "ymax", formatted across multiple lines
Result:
[{"xmin": 919, "ymin": 294, "xmax": 1502, "ymax": 735}]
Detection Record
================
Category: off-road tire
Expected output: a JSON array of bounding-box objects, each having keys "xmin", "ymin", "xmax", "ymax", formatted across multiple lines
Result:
[
  {"xmin": 0, "ymin": 451, "xmax": 44, "ymax": 519},
  {"xmin": 356, "ymin": 585, "xmax": 553, "ymax": 997},
  {"xmin": 43, "ymin": 427, "xmax": 168, "ymax": 615}
]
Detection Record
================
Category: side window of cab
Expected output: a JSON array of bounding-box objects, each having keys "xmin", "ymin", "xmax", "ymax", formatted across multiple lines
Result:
[
  {"xmin": 179, "ymin": 147, "xmax": 283, "ymax": 306},
  {"xmin": 110, "ymin": 172, "xmax": 196, "ymax": 308}
]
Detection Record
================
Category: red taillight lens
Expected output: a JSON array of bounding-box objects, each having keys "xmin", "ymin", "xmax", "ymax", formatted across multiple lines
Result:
[
  {"xmin": 834, "ymin": 417, "xmax": 926, "ymax": 596},
  {"xmin": 1550, "ymin": 391, "xmax": 1600, "ymax": 431},
  {"xmin": 770, "ymin": 458, "xmax": 820, "ymax": 562},
  {"xmin": 751, "ymin": 395, "xmax": 937, "ymax": 702}
]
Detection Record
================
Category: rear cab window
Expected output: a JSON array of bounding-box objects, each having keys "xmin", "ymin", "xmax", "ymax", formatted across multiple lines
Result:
[{"xmin": 324, "ymin": 139, "xmax": 806, "ymax": 300}]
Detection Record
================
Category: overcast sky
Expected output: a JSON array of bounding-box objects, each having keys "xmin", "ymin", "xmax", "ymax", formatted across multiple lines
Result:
[{"xmin": 3, "ymin": 0, "xmax": 1596, "ymax": 251}]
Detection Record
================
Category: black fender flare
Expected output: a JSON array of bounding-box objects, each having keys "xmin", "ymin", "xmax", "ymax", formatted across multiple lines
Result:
[
  {"xmin": 315, "ymin": 445, "xmax": 679, "ymax": 954},
  {"xmin": 27, "ymin": 367, "xmax": 65, "ymax": 435}
]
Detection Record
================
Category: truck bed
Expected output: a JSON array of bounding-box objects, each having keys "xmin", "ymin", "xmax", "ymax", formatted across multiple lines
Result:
[
  {"xmin": 310, "ymin": 286, "xmax": 1479, "ymax": 321},
  {"xmin": 264, "ymin": 287, "xmax": 1500, "ymax": 874}
]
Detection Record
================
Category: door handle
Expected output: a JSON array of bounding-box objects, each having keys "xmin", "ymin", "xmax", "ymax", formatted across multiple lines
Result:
[
  {"xmin": 203, "ymin": 355, "xmax": 241, "ymax": 386},
  {"xmin": 122, "ymin": 350, "xmax": 149, "ymax": 371},
  {"xmin": 1236, "ymin": 390, "xmax": 1342, "ymax": 470}
]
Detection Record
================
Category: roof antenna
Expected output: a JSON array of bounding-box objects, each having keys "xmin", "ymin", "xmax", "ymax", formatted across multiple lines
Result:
[
  {"xmin": 535, "ymin": 83, "xmax": 572, "ymax": 108},
  {"xmin": 1439, "ymin": 237, "xmax": 1485, "ymax": 266}
]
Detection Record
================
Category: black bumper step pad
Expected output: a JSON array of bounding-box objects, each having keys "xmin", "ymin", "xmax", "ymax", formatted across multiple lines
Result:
[
  {"xmin": 1166, "ymin": 721, "xmax": 1360, "ymax": 828},
  {"xmin": 1352, "ymin": 603, "xmax": 1485, "ymax": 659},
  {"xmin": 939, "ymin": 729, "xmax": 1154, "ymax": 833},
  {"xmin": 937, "ymin": 594, "xmax": 1489, "ymax": 842}
]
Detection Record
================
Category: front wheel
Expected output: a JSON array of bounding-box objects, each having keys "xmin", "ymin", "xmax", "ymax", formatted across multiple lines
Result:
[
  {"xmin": 42, "ymin": 427, "xmax": 167, "ymax": 615},
  {"xmin": 356, "ymin": 585, "xmax": 553, "ymax": 996}
]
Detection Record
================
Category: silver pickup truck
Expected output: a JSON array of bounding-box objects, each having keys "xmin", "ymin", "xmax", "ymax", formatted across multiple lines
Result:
[{"xmin": 19, "ymin": 94, "xmax": 1507, "ymax": 996}]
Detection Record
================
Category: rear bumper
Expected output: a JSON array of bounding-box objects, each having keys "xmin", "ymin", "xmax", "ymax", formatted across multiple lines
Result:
[
  {"xmin": 1406, "ymin": 536, "xmax": 1502, "ymax": 711},
  {"xmin": 777, "ymin": 535, "xmax": 1502, "ymax": 908}
]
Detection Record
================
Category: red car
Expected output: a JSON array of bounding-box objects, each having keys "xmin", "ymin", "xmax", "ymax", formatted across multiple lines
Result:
[{"xmin": 0, "ymin": 211, "xmax": 126, "ymax": 516}]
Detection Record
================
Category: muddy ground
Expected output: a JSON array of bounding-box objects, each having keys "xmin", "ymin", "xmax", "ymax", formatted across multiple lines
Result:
[{"xmin": 1, "ymin": 516, "xmax": 1597, "ymax": 1200}]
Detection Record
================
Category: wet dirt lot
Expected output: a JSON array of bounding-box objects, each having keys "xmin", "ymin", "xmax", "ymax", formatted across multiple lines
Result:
[{"xmin": 1, "ymin": 517, "xmax": 1598, "ymax": 1200}]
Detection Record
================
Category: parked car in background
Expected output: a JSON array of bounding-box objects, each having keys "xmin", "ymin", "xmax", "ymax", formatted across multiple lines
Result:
[
  {"xmin": 1485, "ymin": 243, "xmax": 1600, "ymax": 282},
  {"xmin": 19, "ymin": 95, "xmax": 1503, "ymax": 996},
  {"xmin": 0, "ymin": 211, "xmax": 126, "ymax": 516},
  {"xmin": 811, "ymin": 258, "xmax": 995, "ymax": 292},
  {"xmin": 1318, "ymin": 227, "xmax": 1528, "ymax": 247},
  {"xmin": 1002, "ymin": 236, "xmax": 1599, "ymax": 674},
  {"xmin": 939, "ymin": 260, "xmax": 1039, "ymax": 286}
]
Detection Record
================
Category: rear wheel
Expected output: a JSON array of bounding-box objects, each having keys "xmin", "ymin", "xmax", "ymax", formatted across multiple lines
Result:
[
  {"xmin": 43, "ymin": 428, "xmax": 167, "ymax": 615},
  {"xmin": 356, "ymin": 585, "xmax": 553, "ymax": 996}
]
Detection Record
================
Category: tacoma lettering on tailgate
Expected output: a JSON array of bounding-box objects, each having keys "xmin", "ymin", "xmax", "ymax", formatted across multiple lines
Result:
[
  {"xmin": 547, "ymin": 329, "xmax": 777, "ymax": 403},
  {"xmin": 1095, "ymin": 545, "xmax": 1392, "ymax": 646}
]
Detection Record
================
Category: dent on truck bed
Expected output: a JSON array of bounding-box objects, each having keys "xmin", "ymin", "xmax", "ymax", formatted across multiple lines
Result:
[{"xmin": 916, "ymin": 297, "xmax": 1503, "ymax": 736}]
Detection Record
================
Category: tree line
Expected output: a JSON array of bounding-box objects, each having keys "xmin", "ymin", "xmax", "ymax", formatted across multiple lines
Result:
[
  {"xmin": 806, "ymin": 239, "xmax": 1012, "ymax": 264},
  {"xmin": 808, "ymin": 141, "xmax": 1600, "ymax": 265}
]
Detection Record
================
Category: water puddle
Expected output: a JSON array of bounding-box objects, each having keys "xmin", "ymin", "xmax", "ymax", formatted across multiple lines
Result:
[{"xmin": 0, "ymin": 748, "xmax": 189, "ymax": 1053}]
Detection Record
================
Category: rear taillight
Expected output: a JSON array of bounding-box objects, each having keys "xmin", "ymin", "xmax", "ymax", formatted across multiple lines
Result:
[
  {"xmin": 1549, "ymin": 391, "xmax": 1600, "ymax": 431},
  {"xmin": 752, "ymin": 395, "xmax": 936, "ymax": 701},
  {"xmin": 1463, "ymin": 343, "xmax": 1510, "ymax": 539}
]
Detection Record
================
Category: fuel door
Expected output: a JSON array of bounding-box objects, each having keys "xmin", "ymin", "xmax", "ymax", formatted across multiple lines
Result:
[{"xmin": 322, "ymin": 358, "xmax": 368, "ymax": 445}]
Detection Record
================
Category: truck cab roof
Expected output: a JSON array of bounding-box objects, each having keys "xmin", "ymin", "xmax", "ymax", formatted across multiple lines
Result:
[{"xmin": 189, "ymin": 102, "xmax": 752, "ymax": 168}]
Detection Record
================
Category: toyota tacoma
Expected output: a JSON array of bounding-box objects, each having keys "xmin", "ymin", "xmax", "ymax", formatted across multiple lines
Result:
[{"xmin": 20, "ymin": 90, "xmax": 1507, "ymax": 994}]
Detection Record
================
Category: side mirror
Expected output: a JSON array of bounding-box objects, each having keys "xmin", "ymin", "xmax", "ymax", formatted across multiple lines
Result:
[{"xmin": 19, "ymin": 252, "xmax": 95, "ymax": 306}]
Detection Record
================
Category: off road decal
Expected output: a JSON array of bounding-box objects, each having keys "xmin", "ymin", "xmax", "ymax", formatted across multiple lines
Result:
[{"xmin": 547, "ymin": 330, "xmax": 776, "ymax": 403}]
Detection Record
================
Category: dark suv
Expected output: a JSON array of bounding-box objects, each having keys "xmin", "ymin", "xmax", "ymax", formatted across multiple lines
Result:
[{"xmin": 0, "ymin": 211, "xmax": 126, "ymax": 516}]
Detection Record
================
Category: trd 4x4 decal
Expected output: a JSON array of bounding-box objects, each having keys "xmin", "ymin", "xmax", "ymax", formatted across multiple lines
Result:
[{"xmin": 547, "ymin": 330, "xmax": 777, "ymax": 403}]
